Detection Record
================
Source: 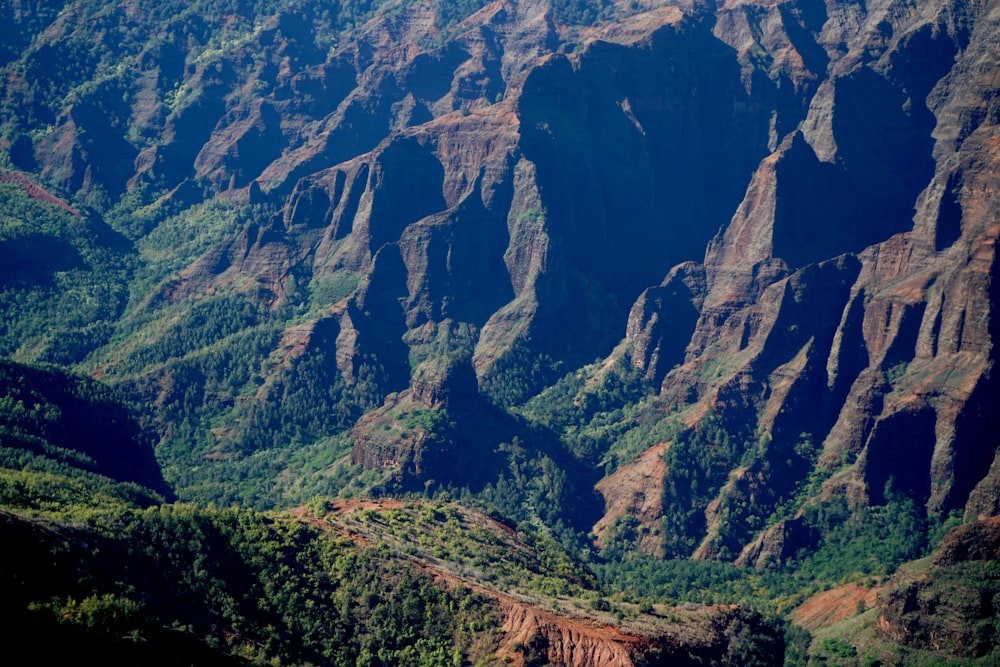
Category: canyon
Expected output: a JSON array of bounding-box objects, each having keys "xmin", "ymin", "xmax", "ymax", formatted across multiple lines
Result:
[{"xmin": 2, "ymin": 0, "xmax": 999, "ymax": 661}]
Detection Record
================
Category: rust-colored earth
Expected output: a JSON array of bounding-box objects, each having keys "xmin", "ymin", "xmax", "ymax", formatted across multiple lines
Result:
[
  {"xmin": 0, "ymin": 171, "xmax": 80, "ymax": 218},
  {"xmin": 790, "ymin": 582, "xmax": 883, "ymax": 631}
]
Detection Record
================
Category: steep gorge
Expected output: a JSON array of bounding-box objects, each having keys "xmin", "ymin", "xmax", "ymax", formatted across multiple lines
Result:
[
  {"xmin": 1, "ymin": 0, "xmax": 998, "ymax": 589},
  {"xmin": 606, "ymin": 0, "xmax": 1000, "ymax": 565}
]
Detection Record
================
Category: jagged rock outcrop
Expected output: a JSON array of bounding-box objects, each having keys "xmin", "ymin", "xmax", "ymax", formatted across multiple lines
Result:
[
  {"xmin": 608, "ymin": 0, "xmax": 1000, "ymax": 563},
  {"xmin": 108, "ymin": 0, "xmax": 795, "ymax": 491},
  {"xmin": 734, "ymin": 517, "xmax": 814, "ymax": 570},
  {"xmin": 498, "ymin": 598, "xmax": 648, "ymax": 667},
  {"xmin": 349, "ymin": 355, "xmax": 505, "ymax": 487},
  {"xmin": 497, "ymin": 598, "xmax": 780, "ymax": 667},
  {"xmin": 194, "ymin": 100, "xmax": 284, "ymax": 190},
  {"xmin": 932, "ymin": 516, "xmax": 1000, "ymax": 567}
]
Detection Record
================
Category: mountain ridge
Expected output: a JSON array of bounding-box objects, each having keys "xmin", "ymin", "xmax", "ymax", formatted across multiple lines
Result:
[{"xmin": 1, "ymin": 0, "xmax": 999, "ymax": 661}]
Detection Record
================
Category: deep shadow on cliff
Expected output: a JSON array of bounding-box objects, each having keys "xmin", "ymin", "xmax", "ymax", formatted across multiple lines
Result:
[{"xmin": 0, "ymin": 0, "xmax": 997, "ymax": 589}]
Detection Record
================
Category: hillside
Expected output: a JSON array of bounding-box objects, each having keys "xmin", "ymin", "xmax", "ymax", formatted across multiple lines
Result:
[
  {"xmin": 0, "ymin": 359, "xmax": 169, "ymax": 508},
  {"xmin": 0, "ymin": 441, "xmax": 784, "ymax": 666},
  {"xmin": 1, "ymin": 0, "xmax": 999, "ymax": 663}
]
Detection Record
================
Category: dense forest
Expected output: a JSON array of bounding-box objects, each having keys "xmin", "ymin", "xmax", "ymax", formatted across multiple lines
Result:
[{"xmin": 2, "ymin": 0, "xmax": 999, "ymax": 664}]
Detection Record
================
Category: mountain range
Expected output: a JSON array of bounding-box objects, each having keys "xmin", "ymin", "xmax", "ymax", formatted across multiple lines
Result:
[{"xmin": 1, "ymin": 0, "xmax": 998, "ymax": 664}]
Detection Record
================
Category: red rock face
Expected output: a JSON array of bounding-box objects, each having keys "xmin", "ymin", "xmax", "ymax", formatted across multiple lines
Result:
[
  {"xmin": 494, "ymin": 596, "xmax": 762, "ymax": 667},
  {"xmin": 498, "ymin": 598, "xmax": 644, "ymax": 667},
  {"xmin": 609, "ymin": 0, "xmax": 1000, "ymax": 562},
  {"xmin": 5, "ymin": 0, "xmax": 997, "ymax": 567}
]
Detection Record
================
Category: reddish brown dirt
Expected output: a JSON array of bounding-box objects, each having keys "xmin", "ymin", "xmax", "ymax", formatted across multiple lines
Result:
[
  {"xmin": 410, "ymin": 560, "xmax": 656, "ymax": 667},
  {"xmin": 0, "ymin": 171, "xmax": 80, "ymax": 218},
  {"xmin": 593, "ymin": 442, "xmax": 671, "ymax": 555},
  {"xmin": 327, "ymin": 498, "xmax": 406, "ymax": 513},
  {"xmin": 496, "ymin": 597, "xmax": 652, "ymax": 667},
  {"xmin": 790, "ymin": 582, "xmax": 883, "ymax": 631}
]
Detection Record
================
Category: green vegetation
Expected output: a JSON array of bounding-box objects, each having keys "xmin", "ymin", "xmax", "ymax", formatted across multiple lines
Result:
[
  {"xmin": 0, "ymin": 362, "xmax": 503, "ymax": 665},
  {"xmin": 658, "ymin": 416, "xmax": 754, "ymax": 558},
  {"xmin": 519, "ymin": 355, "xmax": 657, "ymax": 465},
  {"xmin": 0, "ymin": 360, "xmax": 776, "ymax": 664},
  {"xmin": 337, "ymin": 500, "xmax": 596, "ymax": 602},
  {"xmin": 0, "ymin": 183, "xmax": 133, "ymax": 362},
  {"xmin": 309, "ymin": 269, "xmax": 362, "ymax": 306},
  {"xmin": 794, "ymin": 489, "xmax": 930, "ymax": 583},
  {"xmin": 551, "ymin": 0, "xmax": 616, "ymax": 26},
  {"xmin": 0, "ymin": 344, "xmax": 993, "ymax": 666},
  {"xmin": 479, "ymin": 343, "xmax": 567, "ymax": 408},
  {"xmin": 874, "ymin": 556, "xmax": 1000, "ymax": 661},
  {"xmin": 0, "ymin": 359, "xmax": 166, "ymax": 493},
  {"xmin": 429, "ymin": 0, "xmax": 494, "ymax": 32},
  {"xmin": 0, "ymin": 467, "xmax": 160, "ymax": 517},
  {"xmin": 4, "ymin": 501, "xmax": 505, "ymax": 666},
  {"xmin": 0, "ymin": 0, "xmax": 644, "ymax": 517}
]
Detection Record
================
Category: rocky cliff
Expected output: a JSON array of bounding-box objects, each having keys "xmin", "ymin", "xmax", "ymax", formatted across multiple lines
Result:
[
  {"xmin": 496, "ymin": 597, "xmax": 781, "ymax": 667},
  {"xmin": 601, "ymin": 0, "xmax": 1000, "ymax": 562},
  {"xmin": 1, "ymin": 0, "xmax": 997, "ymax": 567}
]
